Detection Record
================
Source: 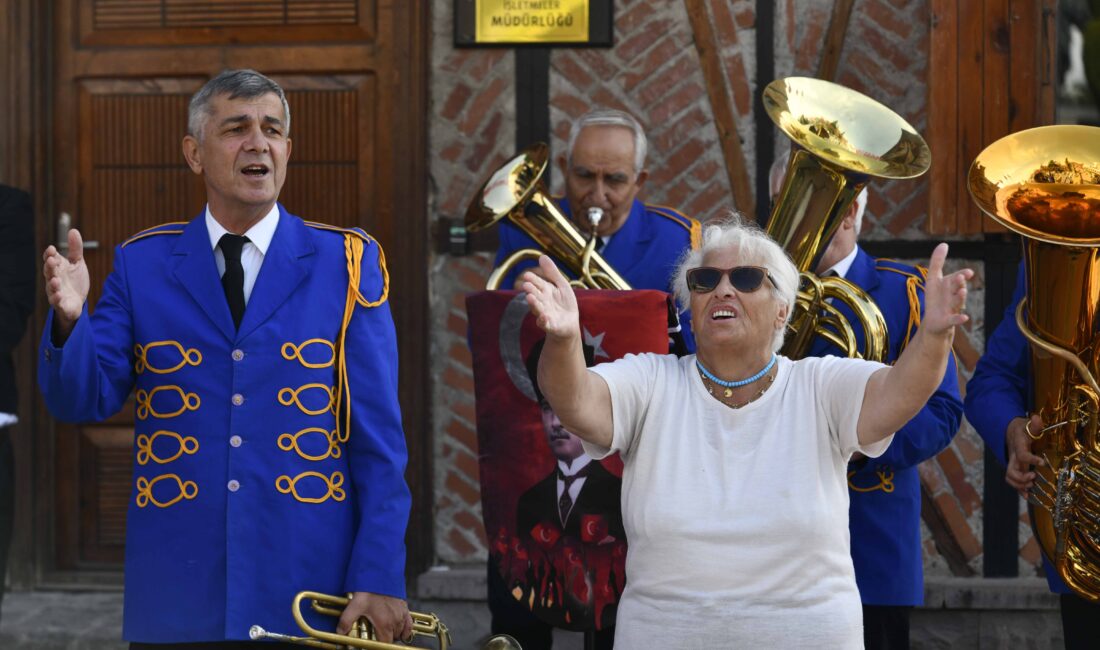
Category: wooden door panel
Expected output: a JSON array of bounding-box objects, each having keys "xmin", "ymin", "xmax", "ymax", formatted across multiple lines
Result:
[{"xmin": 51, "ymin": 0, "xmax": 427, "ymax": 574}]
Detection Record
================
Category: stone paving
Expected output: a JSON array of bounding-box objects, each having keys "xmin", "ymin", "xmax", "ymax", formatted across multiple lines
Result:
[{"xmin": 0, "ymin": 574, "xmax": 1066, "ymax": 649}]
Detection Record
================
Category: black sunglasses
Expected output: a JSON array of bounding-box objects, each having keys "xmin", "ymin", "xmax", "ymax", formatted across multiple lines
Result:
[{"xmin": 686, "ymin": 266, "xmax": 775, "ymax": 294}]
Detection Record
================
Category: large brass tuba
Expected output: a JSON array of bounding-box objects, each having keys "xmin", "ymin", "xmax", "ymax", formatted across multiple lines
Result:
[
  {"xmin": 762, "ymin": 77, "xmax": 932, "ymax": 361},
  {"xmin": 465, "ymin": 143, "xmax": 630, "ymax": 290},
  {"xmin": 969, "ymin": 124, "xmax": 1100, "ymax": 601},
  {"xmin": 249, "ymin": 590, "xmax": 522, "ymax": 649}
]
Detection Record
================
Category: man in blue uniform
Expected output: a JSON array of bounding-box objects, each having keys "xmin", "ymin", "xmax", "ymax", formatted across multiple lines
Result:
[
  {"xmin": 771, "ymin": 155, "xmax": 963, "ymax": 650},
  {"xmin": 39, "ymin": 69, "xmax": 411, "ymax": 648},
  {"xmin": 965, "ymin": 264, "xmax": 1100, "ymax": 650},
  {"xmin": 493, "ymin": 108, "xmax": 700, "ymax": 352}
]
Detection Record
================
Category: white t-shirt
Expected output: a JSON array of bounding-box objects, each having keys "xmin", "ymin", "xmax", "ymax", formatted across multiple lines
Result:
[{"xmin": 584, "ymin": 353, "xmax": 891, "ymax": 649}]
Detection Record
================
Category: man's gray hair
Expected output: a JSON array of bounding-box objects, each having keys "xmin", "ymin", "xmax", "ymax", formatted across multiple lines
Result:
[
  {"xmin": 187, "ymin": 69, "xmax": 290, "ymax": 141},
  {"xmin": 671, "ymin": 213, "xmax": 800, "ymax": 353},
  {"xmin": 768, "ymin": 148, "xmax": 867, "ymax": 235},
  {"xmin": 566, "ymin": 108, "xmax": 648, "ymax": 174}
]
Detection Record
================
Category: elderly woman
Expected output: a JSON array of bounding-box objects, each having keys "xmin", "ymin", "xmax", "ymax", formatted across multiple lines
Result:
[{"xmin": 521, "ymin": 217, "xmax": 971, "ymax": 648}]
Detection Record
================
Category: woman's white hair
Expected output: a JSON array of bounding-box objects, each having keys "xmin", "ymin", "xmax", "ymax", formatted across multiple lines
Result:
[{"xmin": 671, "ymin": 213, "xmax": 800, "ymax": 353}]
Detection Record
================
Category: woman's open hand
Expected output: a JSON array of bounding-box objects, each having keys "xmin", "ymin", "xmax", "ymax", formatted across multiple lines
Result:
[
  {"xmin": 922, "ymin": 243, "xmax": 974, "ymax": 337},
  {"xmin": 523, "ymin": 255, "xmax": 580, "ymax": 340}
]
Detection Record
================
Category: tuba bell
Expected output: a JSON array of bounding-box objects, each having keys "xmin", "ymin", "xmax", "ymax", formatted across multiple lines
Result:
[
  {"xmin": 762, "ymin": 77, "xmax": 932, "ymax": 361},
  {"xmin": 249, "ymin": 590, "xmax": 523, "ymax": 649},
  {"xmin": 969, "ymin": 124, "xmax": 1100, "ymax": 601},
  {"xmin": 465, "ymin": 143, "xmax": 631, "ymax": 290}
]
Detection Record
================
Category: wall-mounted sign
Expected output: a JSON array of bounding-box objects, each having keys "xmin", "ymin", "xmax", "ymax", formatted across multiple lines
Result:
[{"xmin": 455, "ymin": 0, "xmax": 613, "ymax": 47}]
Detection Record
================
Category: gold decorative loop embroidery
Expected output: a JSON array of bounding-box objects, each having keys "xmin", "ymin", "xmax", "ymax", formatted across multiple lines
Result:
[
  {"xmin": 281, "ymin": 339, "xmax": 336, "ymax": 369},
  {"xmin": 277, "ymin": 384, "xmax": 335, "ymax": 416},
  {"xmin": 136, "ymin": 386, "xmax": 201, "ymax": 420},
  {"xmin": 136, "ymin": 430, "xmax": 200, "ymax": 465},
  {"xmin": 847, "ymin": 469, "xmax": 896, "ymax": 493},
  {"xmin": 275, "ymin": 471, "xmax": 346, "ymax": 504},
  {"xmin": 134, "ymin": 341, "xmax": 202, "ymax": 374},
  {"xmin": 277, "ymin": 427, "xmax": 341, "ymax": 461},
  {"xmin": 136, "ymin": 474, "xmax": 198, "ymax": 508}
]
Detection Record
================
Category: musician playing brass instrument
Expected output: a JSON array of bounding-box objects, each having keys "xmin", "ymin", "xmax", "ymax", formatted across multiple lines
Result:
[
  {"xmin": 965, "ymin": 126, "xmax": 1100, "ymax": 650},
  {"xmin": 770, "ymin": 152, "xmax": 963, "ymax": 650},
  {"xmin": 491, "ymin": 108, "xmax": 701, "ymax": 350}
]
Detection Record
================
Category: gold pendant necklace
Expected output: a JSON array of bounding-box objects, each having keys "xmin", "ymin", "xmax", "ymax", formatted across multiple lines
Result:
[{"xmin": 700, "ymin": 368, "xmax": 775, "ymax": 409}]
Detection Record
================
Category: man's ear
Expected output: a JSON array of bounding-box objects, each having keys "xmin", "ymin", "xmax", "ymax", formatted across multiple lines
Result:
[
  {"xmin": 842, "ymin": 201, "xmax": 859, "ymax": 230},
  {"xmin": 557, "ymin": 153, "xmax": 569, "ymax": 178},
  {"xmin": 182, "ymin": 135, "xmax": 203, "ymax": 175},
  {"xmin": 285, "ymin": 137, "xmax": 292, "ymax": 162},
  {"xmin": 634, "ymin": 169, "xmax": 649, "ymax": 190}
]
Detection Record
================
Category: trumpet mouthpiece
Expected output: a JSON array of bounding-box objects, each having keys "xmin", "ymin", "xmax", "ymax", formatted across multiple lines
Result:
[
  {"xmin": 587, "ymin": 207, "xmax": 604, "ymax": 227},
  {"xmin": 248, "ymin": 626, "xmax": 266, "ymax": 640}
]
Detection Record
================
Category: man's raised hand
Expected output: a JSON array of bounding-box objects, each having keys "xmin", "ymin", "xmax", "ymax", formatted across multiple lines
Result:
[{"xmin": 43, "ymin": 228, "xmax": 90, "ymax": 337}]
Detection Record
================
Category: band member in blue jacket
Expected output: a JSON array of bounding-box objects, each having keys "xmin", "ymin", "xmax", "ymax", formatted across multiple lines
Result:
[
  {"xmin": 39, "ymin": 69, "xmax": 411, "ymax": 648},
  {"xmin": 965, "ymin": 263, "xmax": 1100, "ymax": 649},
  {"xmin": 494, "ymin": 108, "xmax": 700, "ymax": 352},
  {"xmin": 771, "ymin": 156, "xmax": 963, "ymax": 650}
]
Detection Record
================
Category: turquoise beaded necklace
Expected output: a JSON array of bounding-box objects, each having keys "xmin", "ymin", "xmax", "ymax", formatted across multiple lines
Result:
[{"xmin": 696, "ymin": 354, "xmax": 777, "ymax": 398}]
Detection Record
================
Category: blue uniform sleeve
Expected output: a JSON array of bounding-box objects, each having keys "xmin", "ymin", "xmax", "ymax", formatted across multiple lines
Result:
[
  {"xmin": 964, "ymin": 264, "xmax": 1029, "ymax": 468},
  {"xmin": 342, "ymin": 240, "xmax": 411, "ymax": 598},
  {"xmin": 493, "ymin": 221, "xmax": 540, "ymax": 290},
  {"xmin": 38, "ymin": 244, "xmax": 136, "ymax": 422},
  {"xmin": 851, "ymin": 282, "xmax": 963, "ymax": 473}
]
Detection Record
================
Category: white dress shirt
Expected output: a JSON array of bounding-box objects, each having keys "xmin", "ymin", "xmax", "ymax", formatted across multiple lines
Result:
[
  {"xmin": 820, "ymin": 245, "xmax": 859, "ymax": 280},
  {"xmin": 205, "ymin": 205, "xmax": 280, "ymax": 304}
]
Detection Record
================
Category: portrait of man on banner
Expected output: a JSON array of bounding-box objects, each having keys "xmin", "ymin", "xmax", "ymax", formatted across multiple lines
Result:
[{"xmin": 466, "ymin": 290, "xmax": 671, "ymax": 632}]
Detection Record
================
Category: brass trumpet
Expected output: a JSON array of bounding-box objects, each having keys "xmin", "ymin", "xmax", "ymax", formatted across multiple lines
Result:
[
  {"xmin": 465, "ymin": 143, "xmax": 630, "ymax": 290},
  {"xmin": 249, "ymin": 591, "xmax": 521, "ymax": 649},
  {"xmin": 762, "ymin": 77, "xmax": 932, "ymax": 361}
]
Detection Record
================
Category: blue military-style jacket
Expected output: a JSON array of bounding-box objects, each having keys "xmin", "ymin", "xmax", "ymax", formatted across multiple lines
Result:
[
  {"xmin": 39, "ymin": 205, "xmax": 411, "ymax": 642},
  {"xmin": 494, "ymin": 197, "xmax": 700, "ymax": 351},
  {"xmin": 964, "ymin": 263, "xmax": 1069, "ymax": 593},
  {"xmin": 809, "ymin": 247, "xmax": 963, "ymax": 606}
]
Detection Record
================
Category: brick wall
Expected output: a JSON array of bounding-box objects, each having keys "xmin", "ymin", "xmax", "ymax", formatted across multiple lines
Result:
[{"xmin": 427, "ymin": 0, "xmax": 1037, "ymax": 581}]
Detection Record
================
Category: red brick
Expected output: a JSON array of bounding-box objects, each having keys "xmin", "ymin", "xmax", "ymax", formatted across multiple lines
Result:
[
  {"xmin": 447, "ymin": 312, "xmax": 468, "ymax": 336},
  {"xmin": 735, "ymin": 7, "xmax": 755, "ymax": 29},
  {"xmin": 440, "ymin": 142, "xmax": 463, "ymax": 163},
  {"xmin": 467, "ymin": 52, "xmax": 507, "ymax": 83},
  {"xmin": 932, "ymin": 492, "xmax": 982, "ymax": 559},
  {"xmin": 453, "ymin": 399, "xmax": 477, "ymax": 426},
  {"xmin": 666, "ymin": 138, "xmax": 708, "ymax": 178},
  {"xmin": 650, "ymin": 80, "xmax": 705, "ymax": 123},
  {"xmin": 575, "ymin": 50, "xmax": 617, "ymax": 81},
  {"xmin": 448, "ymin": 341, "xmax": 473, "ymax": 367},
  {"xmin": 459, "ymin": 77, "xmax": 508, "ymax": 135},
  {"xmin": 935, "ymin": 448, "xmax": 982, "ymax": 516},
  {"xmin": 685, "ymin": 180, "xmax": 733, "ymax": 222},
  {"xmin": 442, "ymin": 364, "xmax": 474, "ymax": 395},
  {"xmin": 552, "ymin": 92, "xmax": 591, "ymax": 121},
  {"xmin": 636, "ymin": 53, "xmax": 696, "ymax": 106},
  {"xmin": 1019, "ymin": 534, "xmax": 1041, "ymax": 566},
  {"xmin": 864, "ymin": 0, "xmax": 914, "ymax": 41},
  {"xmin": 652, "ymin": 106, "xmax": 710, "ymax": 155},
  {"xmin": 553, "ymin": 52, "xmax": 595, "ymax": 92},
  {"xmin": 857, "ymin": 22, "xmax": 915, "ymax": 72},
  {"xmin": 456, "ymin": 256, "xmax": 492, "ymax": 291},
  {"xmin": 447, "ymin": 526, "xmax": 478, "ymax": 557},
  {"xmin": 784, "ymin": 0, "xmax": 795, "ymax": 49},
  {"xmin": 918, "ymin": 460, "xmax": 946, "ymax": 495},
  {"xmin": 446, "ymin": 418, "xmax": 479, "ymax": 454},
  {"xmin": 616, "ymin": 29, "xmax": 657, "ymax": 65},
  {"xmin": 465, "ymin": 112, "xmax": 505, "ymax": 168},
  {"xmin": 445, "ymin": 471, "xmax": 481, "ymax": 506},
  {"xmin": 616, "ymin": 0, "xmax": 653, "ymax": 33},
  {"xmin": 440, "ymin": 51, "xmax": 472, "ymax": 75},
  {"xmin": 453, "ymin": 446, "xmax": 481, "ymax": 483},
  {"xmin": 884, "ymin": 193, "xmax": 928, "ymax": 236},
  {"xmin": 709, "ymin": 0, "xmax": 740, "ymax": 48},
  {"xmin": 441, "ymin": 83, "xmax": 472, "ymax": 121},
  {"xmin": 591, "ymin": 87, "xmax": 626, "ymax": 112},
  {"xmin": 726, "ymin": 53, "xmax": 752, "ymax": 115},
  {"xmin": 796, "ymin": 19, "xmax": 825, "ymax": 72},
  {"xmin": 441, "ymin": 174, "xmax": 470, "ymax": 216},
  {"xmin": 454, "ymin": 510, "xmax": 486, "ymax": 539},
  {"xmin": 691, "ymin": 159, "xmax": 722, "ymax": 184},
  {"xmin": 954, "ymin": 430, "xmax": 984, "ymax": 465},
  {"xmin": 846, "ymin": 56, "xmax": 905, "ymax": 100}
]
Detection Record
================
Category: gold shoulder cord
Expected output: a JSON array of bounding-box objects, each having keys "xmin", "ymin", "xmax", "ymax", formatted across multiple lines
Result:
[{"xmin": 334, "ymin": 232, "xmax": 390, "ymax": 445}]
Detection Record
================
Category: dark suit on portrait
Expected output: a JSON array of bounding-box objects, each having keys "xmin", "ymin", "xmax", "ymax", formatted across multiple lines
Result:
[
  {"xmin": 0, "ymin": 185, "xmax": 36, "ymax": 622},
  {"xmin": 515, "ymin": 461, "xmax": 625, "ymax": 543}
]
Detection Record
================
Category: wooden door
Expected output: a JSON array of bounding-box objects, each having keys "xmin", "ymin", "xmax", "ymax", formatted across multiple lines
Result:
[{"xmin": 50, "ymin": 0, "xmax": 429, "ymax": 574}]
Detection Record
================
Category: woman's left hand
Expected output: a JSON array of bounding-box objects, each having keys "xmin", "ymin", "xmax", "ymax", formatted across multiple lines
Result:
[{"xmin": 922, "ymin": 242, "xmax": 974, "ymax": 337}]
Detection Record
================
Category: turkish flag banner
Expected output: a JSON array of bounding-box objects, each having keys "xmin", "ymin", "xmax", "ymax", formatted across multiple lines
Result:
[{"xmin": 467, "ymin": 289, "xmax": 671, "ymax": 631}]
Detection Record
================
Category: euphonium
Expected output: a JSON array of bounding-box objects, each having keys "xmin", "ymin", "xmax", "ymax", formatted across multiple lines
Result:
[
  {"xmin": 762, "ymin": 77, "xmax": 932, "ymax": 361},
  {"xmin": 249, "ymin": 590, "xmax": 522, "ymax": 649},
  {"xmin": 465, "ymin": 143, "xmax": 631, "ymax": 290},
  {"xmin": 969, "ymin": 124, "xmax": 1100, "ymax": 601}
]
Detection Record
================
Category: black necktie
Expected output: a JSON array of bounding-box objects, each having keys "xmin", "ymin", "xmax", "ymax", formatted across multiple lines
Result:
[
  {"xmin": 594, "ymin": 237, "xmax": 606, "ymax": 253},
  {"xmin": 557, "ymin": 464, "xmax": 593, "ymax": 525},
  {"xmin": 218, "ymin": 233, "xmax": 249, "ymax": 329}
]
